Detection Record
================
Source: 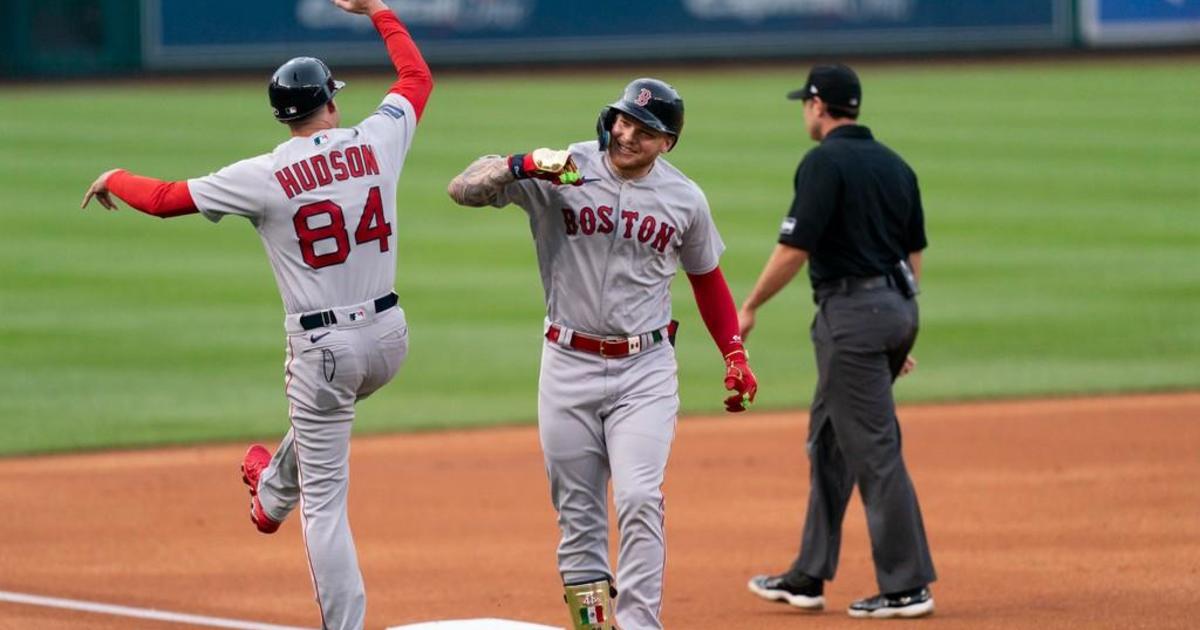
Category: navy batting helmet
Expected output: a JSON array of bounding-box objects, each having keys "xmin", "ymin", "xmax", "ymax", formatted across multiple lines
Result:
[
  {"xmin": 596, "ymin": 78, "xmax": 685, "ymax": 151},
  {"xmin": 269, "ymin": 57, "xmax": 345, "ymax": 122}
]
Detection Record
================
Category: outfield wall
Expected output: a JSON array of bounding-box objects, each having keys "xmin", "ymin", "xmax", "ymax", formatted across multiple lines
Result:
[
  {"xmin": 1079, "ymin": 0, "xmax": 1200, "ymax": 46},
  {"xmin": 140, "ymin": 0, "xmax": 1075, "ymax": 69},
  {"xmin": 3, "ymin": 0, "xmax": 1200, "ymax": 77}
]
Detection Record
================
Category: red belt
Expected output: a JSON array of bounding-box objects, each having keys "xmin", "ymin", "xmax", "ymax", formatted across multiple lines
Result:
[{"xmin": 546, "ymin": 323, "xmax": 672, "ymax": 358}]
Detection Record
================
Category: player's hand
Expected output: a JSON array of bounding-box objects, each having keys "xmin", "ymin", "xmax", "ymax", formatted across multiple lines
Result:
[
  {"xmin": 899, "ymin": 354, "xmax": 917, "ymax": 377},
  {"xmin": 330, "ymin": 0, "xmax": 388, "ymax": 15},
  {"xmin": 737, "ymin": 306, "xmax": 756, "ymax": 341},
  {"xmin": 81, "ymin": 169, "xmax": 122, "ymax": 211},
  {"xmin": 723, "ymin": 349, "xmax": 758, "ymax": 413},
  {"xmin": 509, "ymin": 148, "xmax": 583, "ymax": 186}
]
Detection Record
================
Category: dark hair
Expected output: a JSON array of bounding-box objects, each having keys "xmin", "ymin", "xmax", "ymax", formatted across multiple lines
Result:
[{"xmin": 826, "ymin": 105, "xmax": 860, "ymax": 120}]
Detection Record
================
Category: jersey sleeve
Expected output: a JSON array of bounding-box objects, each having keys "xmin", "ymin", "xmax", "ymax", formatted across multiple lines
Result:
[
  {"xmin": 187, "ymin": 155, "xmax": 274, "ymax": 225},
  {"xmin": 779, "ymin": 150, "xmax": 840, "ymax": 251},
  {"xmin": 679, "ymin": 188, "xmax": 725, "ymax": 275},
  {"xmin": 491, "ymin": 178, "xmax": 548, "ymax": 214},
  {"xmin": 355, "ymin": 93, "xmax": 418, "ymax": 178}
]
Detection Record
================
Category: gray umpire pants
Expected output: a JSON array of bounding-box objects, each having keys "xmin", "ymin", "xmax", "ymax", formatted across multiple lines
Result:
[{"xmin": 788, "ymin": 285, "xmax": 936, "ymax": 594}]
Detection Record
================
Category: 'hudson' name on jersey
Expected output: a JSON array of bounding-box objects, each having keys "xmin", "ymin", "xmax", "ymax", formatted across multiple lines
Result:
[{"xmin": 274, "ymin": 144, "xmax": 380, "ymax": 199}]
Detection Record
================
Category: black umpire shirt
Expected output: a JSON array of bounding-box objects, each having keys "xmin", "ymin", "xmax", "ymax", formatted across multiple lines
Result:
[{"xmin": 779, "ymin": 125, "xmax": 927, "ymax": 287}]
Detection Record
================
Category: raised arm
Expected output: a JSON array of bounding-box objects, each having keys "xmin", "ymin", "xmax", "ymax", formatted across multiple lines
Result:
[{"xmin": 336, "ymin": 0, "xmax": 434, "ymax": 120}]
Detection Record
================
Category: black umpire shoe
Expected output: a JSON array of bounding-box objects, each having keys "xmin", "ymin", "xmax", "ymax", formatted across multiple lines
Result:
[
  {"xmin": 847, "ymin": 586, "xmax": 934, "ymax": 619},
  {"xmin": 747, "ymin": 573, "xmax": 825, "ymax": 611}
]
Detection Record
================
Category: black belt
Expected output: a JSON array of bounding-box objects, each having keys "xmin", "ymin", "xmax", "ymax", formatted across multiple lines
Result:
[
  {"xmin": 299, "ymin": 292, "xmax": 398, "ymax": 331},
  {"xmin": 814, "ymin": 275, "xmax": 893, "ymax": 302}
]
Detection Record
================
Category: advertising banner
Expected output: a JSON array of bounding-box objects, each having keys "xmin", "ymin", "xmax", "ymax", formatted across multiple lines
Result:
[
  {"xmin": 143, "ymin": 0, "xmax": 1074, "ymax": 69},
  {"xmin": 1081, "ymin": 0, "xmax": 1200, "ymax": 46}
]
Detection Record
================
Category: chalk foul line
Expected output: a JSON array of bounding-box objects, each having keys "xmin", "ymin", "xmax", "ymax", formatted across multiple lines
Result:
[{"xmin": 0, "ymin": 589, "xmax": 314, "ymax": 630}]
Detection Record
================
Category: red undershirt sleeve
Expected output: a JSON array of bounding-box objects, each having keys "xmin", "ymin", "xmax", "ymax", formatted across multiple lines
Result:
[
  {"xmin": 687, "ymin": 266, "xmax": 745, "ymax": 357},
  {"xmin": 371, "ymin": 9, "xmax": 433, "ymax": 121},
  {"xmin": 106, "ymin": 170, "xmax": 198, "ymax": 218}
]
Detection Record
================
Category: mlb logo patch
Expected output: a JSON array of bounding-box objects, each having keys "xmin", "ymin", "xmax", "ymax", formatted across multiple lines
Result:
[
  {"xmin": 314, "ymin": 133, "xmax": 331, "ymax": 146},
  {"xmin": 348, "ymin": 308, "xmax": 368, "ymax": 322},
  {"xmin": 780, "ymin": 217, "xmax": 797, "ymax": 236}
]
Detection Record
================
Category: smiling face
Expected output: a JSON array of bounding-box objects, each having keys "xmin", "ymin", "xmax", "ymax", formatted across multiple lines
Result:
[{"xmin": 606, "ymin": 112, "xmax": 676, "ymax": 179}]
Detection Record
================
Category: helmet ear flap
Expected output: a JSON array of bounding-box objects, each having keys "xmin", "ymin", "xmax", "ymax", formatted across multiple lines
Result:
[{"xmin": 596, "ymin": 107, "xmax": 616, "ymax": 151}]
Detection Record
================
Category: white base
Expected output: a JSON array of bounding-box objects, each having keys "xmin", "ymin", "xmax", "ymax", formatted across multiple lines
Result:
[{"xmin": 387, "ymin": 620, "xmax": 560, "ymax": 630}]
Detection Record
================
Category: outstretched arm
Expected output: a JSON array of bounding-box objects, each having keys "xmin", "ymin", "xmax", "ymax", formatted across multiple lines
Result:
[
  {"xmin": 81, "ymin": 169, "xmax": 198, "ymax": 218},
  {"xmin": 335, "ymin": 0, "xmax": 434, "ymax": 120}
]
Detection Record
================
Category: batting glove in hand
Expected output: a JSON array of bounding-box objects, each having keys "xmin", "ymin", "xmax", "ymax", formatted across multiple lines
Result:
[
  {"xmin": 723, "ymin": 349, "xmax": 758, "ymax": 413},
  {"xmin": 508, "ymin": 148, "xmax": 583, "ymax": 185}
]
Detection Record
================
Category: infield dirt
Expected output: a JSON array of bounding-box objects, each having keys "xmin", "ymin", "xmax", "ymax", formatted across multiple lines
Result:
[{"xmin": 2, "ymin": 392, "xmax": 1198, "ymax": 629}]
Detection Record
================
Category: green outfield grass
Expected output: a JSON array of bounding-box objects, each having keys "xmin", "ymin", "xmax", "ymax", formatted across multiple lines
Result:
[{"xmin": 2, "ymin": 59, "xmax": 1198, "ymax": 455}]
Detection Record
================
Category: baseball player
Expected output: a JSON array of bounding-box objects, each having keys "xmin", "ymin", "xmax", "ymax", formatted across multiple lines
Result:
[
  {"xmin": 79, "ymin": 1, "xmax": 431, "ymax": 628},
  {"xmin": 446, "ymin": 78, "xmax": 757, "ymax": 630}
]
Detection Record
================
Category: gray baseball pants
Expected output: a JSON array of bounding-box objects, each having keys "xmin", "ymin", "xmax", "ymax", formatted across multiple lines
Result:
[
  {"xmin": 256, "ymin": 304, "xmax": 409, "ymax": 630},
  {"xmin": 538, "ymin": 339, "xmax": 678, "ymax": 630}
]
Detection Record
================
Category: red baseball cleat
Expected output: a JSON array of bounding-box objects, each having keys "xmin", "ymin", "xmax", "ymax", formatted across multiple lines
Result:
[{"xmin": 240, "ymin": 444, "xmax": 281, "ymax": 534}]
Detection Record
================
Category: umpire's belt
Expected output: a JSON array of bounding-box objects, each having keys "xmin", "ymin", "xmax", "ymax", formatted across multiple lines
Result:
[
  {"xmin": 546, "ymin": 322, "xmax": 671, "ymax": 358},
  {"xmin": 813, "ymin": 275, "xmax": 893, "ymax": 302},
  {"xmin": 297, "ymin": 292, "xmax": 399, "ymax": 331}
]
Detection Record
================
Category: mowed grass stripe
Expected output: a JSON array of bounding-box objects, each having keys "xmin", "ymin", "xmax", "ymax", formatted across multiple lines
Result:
[{"xmin": 1, "ymin": 59, "xmax": 1197, "ymax": 454}]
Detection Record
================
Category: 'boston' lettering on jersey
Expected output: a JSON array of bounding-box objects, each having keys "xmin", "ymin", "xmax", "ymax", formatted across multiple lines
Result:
[
  {"xmin": 560, "ymin": 205, "xmax": 677, "ymax": 253},
  {"xmin": 274, "ymin": 144, "xmax": 381, "ymax": 199}
]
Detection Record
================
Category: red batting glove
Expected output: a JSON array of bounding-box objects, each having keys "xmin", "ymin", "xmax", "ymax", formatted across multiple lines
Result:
[{"xmin": 723, "ymin": 348, "xmax": 757, "ymax": 413}]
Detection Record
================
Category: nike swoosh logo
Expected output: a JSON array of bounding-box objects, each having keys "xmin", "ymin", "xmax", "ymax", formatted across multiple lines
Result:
[{"xmin": 310, "ymin": 331, "xmax": 331, "ymax": 343}]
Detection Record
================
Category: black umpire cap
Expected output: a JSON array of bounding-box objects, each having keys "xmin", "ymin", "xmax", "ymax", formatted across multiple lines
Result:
[{"xmin": 787, "ymin": 64, "xmax": 862, "ymax": 112}]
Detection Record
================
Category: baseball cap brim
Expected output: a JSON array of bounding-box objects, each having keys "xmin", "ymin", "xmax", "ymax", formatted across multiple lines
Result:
[{"xmin": 786, "ymin": 88, "xmax": 813, "ymax": 101}]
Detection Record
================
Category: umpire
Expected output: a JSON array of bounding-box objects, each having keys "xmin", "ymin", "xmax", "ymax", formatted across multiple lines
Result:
[{"xmin": 737, "ymin": 64, "xmax": 936, "ymax": 619}]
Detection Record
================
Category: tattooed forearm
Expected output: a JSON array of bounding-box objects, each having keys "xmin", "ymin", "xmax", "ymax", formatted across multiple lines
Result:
[{"xmin": 447, "ymin": 156, "xmax": 515, "ymax": 207}]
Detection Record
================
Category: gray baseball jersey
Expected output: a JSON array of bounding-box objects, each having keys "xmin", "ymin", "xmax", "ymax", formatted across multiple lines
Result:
[
  {"xmin": 494, "ymin": 140, "xmax": 724, "ymax": 335},
  {"xmin": 189, "ymin": 93, "xmax": 416, "ymax": 314},
  {"xmin": 189, "ymin": 92, "xmax": 418, "ymax": 630},
  {"xmin": 493, "ymin": 141, "xmax": 724, "ymax": 630}
]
